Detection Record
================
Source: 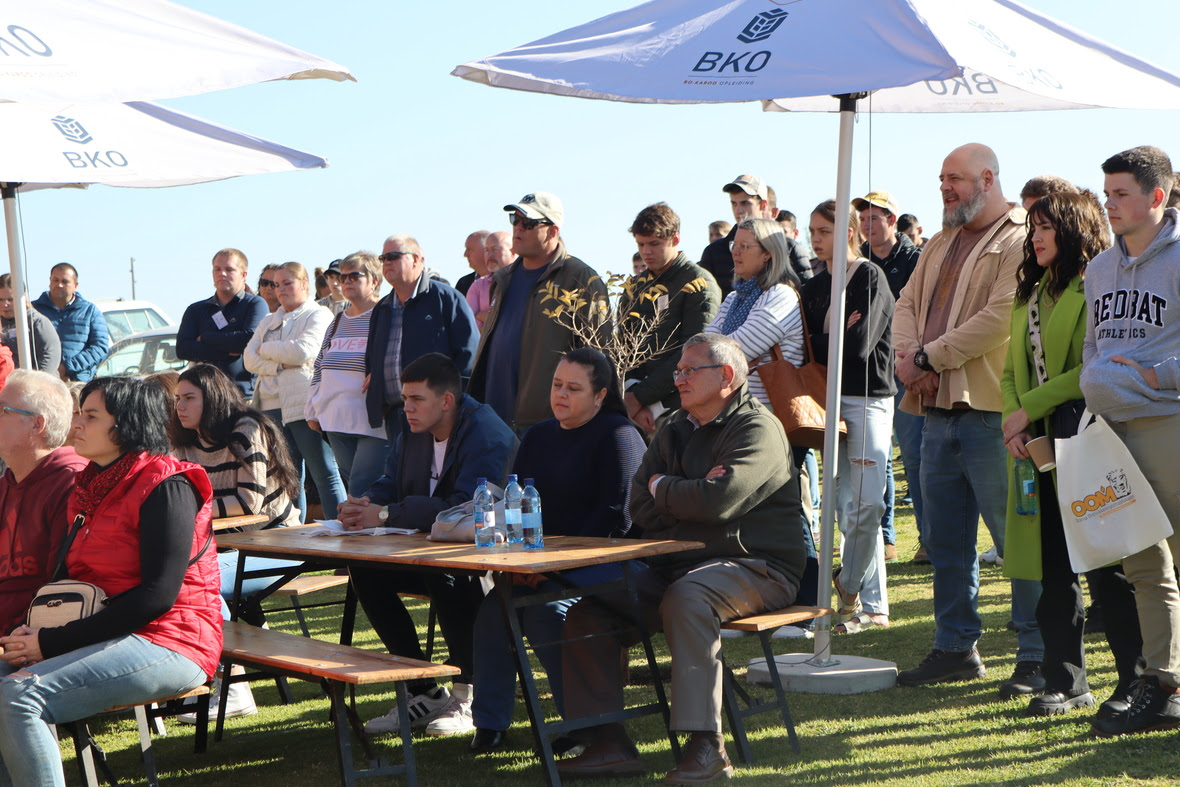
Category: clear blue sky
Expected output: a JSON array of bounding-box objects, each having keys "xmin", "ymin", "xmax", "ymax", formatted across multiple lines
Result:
[{"xmin": 11, "ymin": 0, "xmax": 1180, "ymax": 321}]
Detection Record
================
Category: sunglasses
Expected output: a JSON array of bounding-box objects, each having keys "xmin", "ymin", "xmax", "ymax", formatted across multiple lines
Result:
[
  {"xmin": 340, "ymin": 271, "xmax": 366, "ymax": 283},
  {"xmin": 378, "ymin": 251, "xmax": 414, "ymax": 263},
  {"xmin": 258, "ymin": 279, "xmax": 276, "ymax": 288},
  {"xmin": 508, "ymin": 213, "xmax": 552, "ymax": 231}
]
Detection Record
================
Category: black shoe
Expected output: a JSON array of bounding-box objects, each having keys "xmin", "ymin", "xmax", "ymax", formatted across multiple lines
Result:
[
  {"xmin": 1091, "ymin": 676, "xmax": 1180, "ymax": 737},
  {"xmin": 1028, "ymin": 691, "xmax": 1094, "ymax": 716},
  {"xmin": 552, "ymin": 735, "xmax": 588, "ymax": 758},
  {"xmin": 1096, "ymin": 682, "xmax": 1138, "ymax": 721},
  {"xmin": 1000, "ymin": 661, "xmax": 1046, "ymax": 699},
  {"xmin": 897, "ymin": 649, "xmax": 986, "ymax": 686},
  {"xmin": 469, "ymin": 728, "xmax": 506, "ymax": 754}
]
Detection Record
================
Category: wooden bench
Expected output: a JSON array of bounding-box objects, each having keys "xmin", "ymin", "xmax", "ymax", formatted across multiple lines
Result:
[
  {"xmin": 270, "ymin": 574, "xmax": 352, "ymax": 637},
  {"xmin": 65, "ymin": 685, "xmax": 211, "ymax": 787},
  {"xmin": 719, "ymin": 605, "xmax": 833, "ymax": 764},
  {"xmin": 219, "ymin": 620, "xmax": 458, "ymax": 786}
]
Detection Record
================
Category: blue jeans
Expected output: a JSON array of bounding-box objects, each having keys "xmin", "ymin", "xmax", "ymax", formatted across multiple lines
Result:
[
  {"xmin": 265, "ymin": 410, "xmax": 346, "ymax": 520},
  {"xmin": 920, "ymin": 408, "xmax": 1043, "ymax": 661},
  {"xmin": 894, "ymin": 385, "xmax": 926, "ymax": 530},
  {"xmin": 0, "ymin": 634, "xmax": 206, "ymax": 787},
  {"xmin": 803, "ymin": 449, "xmax": 820, "ymax": 532},
  {"xmin": 471, "ymin": 564, "xmax": 622, "ymax": 731},
  {"xmin": 217, "ymin": 551, "xmax": 302, "ymax": 621},
  {"xmin": 326, "ymin": 432, "xmax": 390, "ymax": 498}
]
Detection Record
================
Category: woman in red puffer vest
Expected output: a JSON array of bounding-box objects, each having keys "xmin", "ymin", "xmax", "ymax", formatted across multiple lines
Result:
[{"xmin": 0, "ymin": 376, "xmax": 221, "ymax": 786}]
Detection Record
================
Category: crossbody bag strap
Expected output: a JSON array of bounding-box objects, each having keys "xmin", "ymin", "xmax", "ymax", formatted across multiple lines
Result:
[{"xmin": 49, "ymin": 514, "xmax": 87, "ymax": 582}]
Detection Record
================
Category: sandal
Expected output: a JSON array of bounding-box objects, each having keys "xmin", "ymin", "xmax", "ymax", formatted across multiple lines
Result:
[
  {"xmin": 834, "ymin": 613, "xmax": 889, "ymax": 634},
  {"xmin": 832, "ymin": 570, "xmax": 862, "ymax": 618}
]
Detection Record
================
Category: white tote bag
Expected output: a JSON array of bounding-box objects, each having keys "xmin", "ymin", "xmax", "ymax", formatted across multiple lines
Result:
[{"xmin": 1054, "ymin": 409, "xmax": 1174, "ymax": 573}]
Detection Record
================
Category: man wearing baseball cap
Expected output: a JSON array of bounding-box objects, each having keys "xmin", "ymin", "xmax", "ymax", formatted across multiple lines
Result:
[
  {"xmin": 700, "ymin": 174, "xmax": 811, "ymax": 296},
  {"xmin": 468, "ymin": 192, "xmax": 608, "ymax": 433}
]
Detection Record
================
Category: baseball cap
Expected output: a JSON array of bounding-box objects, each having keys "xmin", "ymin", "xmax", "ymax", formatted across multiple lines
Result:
[
  {"xmin": 722, "ymin": 174, "xmax": 768, "ymax": 200},
  {"xmin": 851, "ymin": 190, "xmax": 900, "ymax": 216},
  {"xmin": 503, "ymin": 192, "xmax": 564, "ymax": 227},
  {"xmin": 325, "ymin": 259, "xmax": 343, "ymax": 275}
]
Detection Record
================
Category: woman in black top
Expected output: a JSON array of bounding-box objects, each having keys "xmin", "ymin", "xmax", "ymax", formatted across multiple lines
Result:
[
  {"xmin": 802, "ymin": 199, "xmax": 897, "ymax": 633},
  {"xmin": 468, "ymin": 348, "xmax": 645, "ymax": 753}
]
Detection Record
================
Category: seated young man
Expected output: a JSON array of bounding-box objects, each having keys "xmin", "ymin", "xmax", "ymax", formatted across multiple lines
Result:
[
  {"xmin": 558, "ymin": 333, "xmax": 807, "ymax": 784},
  {"xmin": 338, "ymin": 353, "xmax": 517, "ymax": 737}
]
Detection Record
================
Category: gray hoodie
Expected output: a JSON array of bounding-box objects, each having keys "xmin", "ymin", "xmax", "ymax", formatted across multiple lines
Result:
[{"xmin": 1081, "ymin": 208, "xmax": 1180, "ymax": 422}]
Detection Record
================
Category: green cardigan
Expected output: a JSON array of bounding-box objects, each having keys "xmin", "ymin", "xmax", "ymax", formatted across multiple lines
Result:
[{"xmin": 1000, "ymin": 275, "xmax": 1086, "ymax": 581}]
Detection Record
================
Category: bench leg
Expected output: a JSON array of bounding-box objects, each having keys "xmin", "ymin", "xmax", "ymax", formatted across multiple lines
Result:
[
  {"xmin": 720, "ymin": 659, "xmax": 754, "ymax": 765},
  {"xmin": 134, "ymin": 704, "xmax": 161, "ymax": 787},
  {"xmin": 757, "ymin": 631, "xmax": 800, "ymax": 754},
  {"xmin": 424, "ymin": 599, "xmax": 437, "ymax": 662},
  {"xmin": 394, "ymin": 680, "xmax": 417, "ymax": 787},
  {"xmin": 290, "ymin": 596, "xmax": 312, "ymax": 638}
]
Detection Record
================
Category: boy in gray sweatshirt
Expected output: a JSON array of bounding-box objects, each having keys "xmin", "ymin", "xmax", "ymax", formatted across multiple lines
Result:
[{"xmin": 1081, "ymin": 145, "xmax": 1180, "ymax": 737}]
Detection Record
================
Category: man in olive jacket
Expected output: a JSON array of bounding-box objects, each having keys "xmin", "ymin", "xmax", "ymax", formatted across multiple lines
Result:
[
  {"xmin": 620, "ymin": 202, "xmax": 721, "ymax": 433},
  {"xmin": 468, "ymin": 192, "xmax": 609, "ymax": 433},
  {"xmin": 559, "ymin": 333, "xmax": 804, "ymax": 784}
]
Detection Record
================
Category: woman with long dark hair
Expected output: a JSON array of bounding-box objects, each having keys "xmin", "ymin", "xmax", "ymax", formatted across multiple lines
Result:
[
  {"xmin": 801, "ymin": 199, "xmax": 896, "ymax": 633},
  {"xmin": 467, "ymin": 347, "xmax": 646, "ymax": 753},
  {"xmin": 1001, "ymin": 190, "xmax": 1143, "ymax": 717},
  {"xmin": 0, "ymin": 377, "xmax": 220, "ymax": 784}
]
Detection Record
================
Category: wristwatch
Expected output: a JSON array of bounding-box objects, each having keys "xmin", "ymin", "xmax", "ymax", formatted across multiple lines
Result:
[
  {"xmin": 913, "ymin": 347, "xmax": 935, "ymax": 372},
  {"xmin": 377, "ymin": 506, "xmax": 390, "ymax": 523}
]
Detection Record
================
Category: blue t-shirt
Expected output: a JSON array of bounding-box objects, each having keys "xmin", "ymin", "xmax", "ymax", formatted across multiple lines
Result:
[{"xmin": 484, "ymin": 264, "xmax": 546, "ymax": 425}]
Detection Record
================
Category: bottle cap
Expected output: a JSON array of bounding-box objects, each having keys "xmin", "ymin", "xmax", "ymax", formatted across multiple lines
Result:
[
  {"xmin": 476, "ymin": 477, "xmax": 487, "ymax": 484},
  {"xmin": 524, "ymin": 478, "xmax": 535, "ymax": 486}
]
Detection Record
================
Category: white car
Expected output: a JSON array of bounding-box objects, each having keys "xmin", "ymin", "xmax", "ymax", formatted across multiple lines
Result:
[
  {"xmin": 96, "ymin": 326, "xmax": 187, "ymax": 377},
  {"xmin": 94, "ymin": 299, "xmax": 173, "ymax": 343}
]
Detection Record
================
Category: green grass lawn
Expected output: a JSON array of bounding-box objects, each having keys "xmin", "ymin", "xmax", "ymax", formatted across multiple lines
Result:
[{"xmin": 61, "ymin": 497, "xmax": 1180, "ymax": 786}]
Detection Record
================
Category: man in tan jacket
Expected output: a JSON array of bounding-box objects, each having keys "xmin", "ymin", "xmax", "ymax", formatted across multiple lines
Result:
[{"xmin": 892, "ymin": 143, "xmax": 1044, "ymax": 694}]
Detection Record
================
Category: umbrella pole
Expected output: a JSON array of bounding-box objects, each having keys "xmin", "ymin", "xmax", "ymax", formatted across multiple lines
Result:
[
  {"xmin": 810, "ymin": 94, "xmax": 858, "ymax": 665},
  {"xmin": 1, "ymin": 184, "xmax": 33, "ymax": 371}
]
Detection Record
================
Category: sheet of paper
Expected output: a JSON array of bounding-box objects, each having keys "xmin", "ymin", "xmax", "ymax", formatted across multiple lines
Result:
[{"xmin": 308, "ymin": 520, "xmax": 417, "ymax": 537}]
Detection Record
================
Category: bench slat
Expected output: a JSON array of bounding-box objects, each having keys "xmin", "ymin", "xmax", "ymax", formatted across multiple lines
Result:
[
  {"xmin": 721, "ymin": 605, "xmax": 834, "ymax": 632},
  {"xmin": 271, "ymin": 575, "xmax": 351, "ymax": 597},
  {"xmin": 222, "ymin": 621, "xmax": 457, "ymax": 686},
  {"xmin": 105, "ymin": 684, "xmax": 210, "ymax": 713}
]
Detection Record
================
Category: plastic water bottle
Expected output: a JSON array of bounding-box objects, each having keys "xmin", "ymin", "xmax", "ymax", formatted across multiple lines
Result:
[
  {"xmin": 522, "ymin": 479, "xmax": 543, "ymax": 550},
  {"xmin": 504, "ymin": 475, "xmax": 523, "ymax": 545},
  {"xmin": 474, "ymin": 478, "xmax": 498, "ymax": 547},
  {"xmin": 1014, "ymin": 459, "xmax": 1038, "ymax": 515}
]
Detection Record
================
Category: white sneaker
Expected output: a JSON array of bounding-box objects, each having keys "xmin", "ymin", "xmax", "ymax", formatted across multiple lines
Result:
[
  {"xmin": 979, "ymin": 547, "xmax": 1004, "ymax": 566},
  {"xmin": 178, "ymin": 679, "xmax": 257, "ymax": 724},
  {"xmin": 772, "ymin": 625, "xmax": 815, "ymax": 640},
  {"xmin": 423, "ymin": 683, "xmax": 474, "ymax": 737},
  {"xmin": 364, "ymin": 685, "xmax": 450, "ymax": 735}
]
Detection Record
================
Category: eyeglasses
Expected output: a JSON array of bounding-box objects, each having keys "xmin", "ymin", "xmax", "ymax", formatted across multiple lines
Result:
[
  {"xmin": 258, "ymin": 279, "xmax": 276, "ymax": 288},
  {"xmin": 0, "ymin": 405, "xmax": 36, "ymax": 417},
  {"xmin": 729, "ymin": 240, "xmax": 763, "ymax": 254},
  {"xmin": 378, "ymin": 251, "xmax": 414, "ymax": 263},
  {"xmin": 340, "ymin": 271, "xmax": 367, "ymax": 283},
  {"xmin": 508, "ymin": 213, "xmax": 552, "ymax": 231},
  {"xmin": 672, "ymin": 365, "xmax": 723, "ymax": 382}
]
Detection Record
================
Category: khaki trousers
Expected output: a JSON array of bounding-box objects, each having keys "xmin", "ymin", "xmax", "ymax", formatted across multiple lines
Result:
[
  {"xmin": 562, "ymin": 558, "xmax": 796, "ymax": 733},
  {"xmin": 1111, "ymin": 413, "xmax": 1180, "ymax": 688}
]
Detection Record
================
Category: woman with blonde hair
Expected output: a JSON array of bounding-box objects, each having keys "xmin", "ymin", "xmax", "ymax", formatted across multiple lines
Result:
[{"xmin": 244, "ymin": 262, "xmax": 345, "ymax": 520}]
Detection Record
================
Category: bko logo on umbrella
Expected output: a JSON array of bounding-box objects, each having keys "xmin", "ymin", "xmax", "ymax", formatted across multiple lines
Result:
[
  {"xmin": 737, "ymin": 9, "xmax": 789, "ymax": 43},
  {"xmin": 51, "ymin": 115, "xmax": 91, "ymax": 144}
]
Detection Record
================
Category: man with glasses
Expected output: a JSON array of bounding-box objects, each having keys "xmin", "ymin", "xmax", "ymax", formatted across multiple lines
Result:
[
  {"xmin": 176, "ymin": 248, "xmax": 269, "ymax": 397},
  {"xmin": 0, "ymin": 370, "xmax": 87, "ymax": 654},
  {"xmin": 363, "ymin": 235, "xmax": 478, "ymax": 439},
  {"xmin": 559, "ymin": 333, "xmax": 805, "ymax": 783},
  {"xmin": 468, "ymin": 192, "xmax": 609, "ymax": 433}
]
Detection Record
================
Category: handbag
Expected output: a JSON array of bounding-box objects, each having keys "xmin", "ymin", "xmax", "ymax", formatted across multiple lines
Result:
[
  {"xmin": 1054, "ymin": 408, "xmax": 1174, "ymax": 573},
  {"xmin": 428, "ymin": 483, "xmax": 505, "ymax": 543},
  {"xmin": 752, "ymin": 319, "xmax": 846, "ymax": 450}
]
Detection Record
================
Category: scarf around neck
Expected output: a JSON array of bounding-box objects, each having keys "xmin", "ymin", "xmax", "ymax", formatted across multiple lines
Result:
[
  {"xmin": 74, "ymin": 451, "xmax": 140, "ymax": 517},
  {"xmin": 721, "ymin": 276, "xmax": 763, "ymax": 334}
]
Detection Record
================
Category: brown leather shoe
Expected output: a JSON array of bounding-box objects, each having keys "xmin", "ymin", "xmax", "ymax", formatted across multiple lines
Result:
[
  {"xmin": 663, "ymin": 734, "xmax": 734, "ymax": 785},
  {"xmin": 556, "ymin": 737, "xmax": 645, "ymax": 778}
]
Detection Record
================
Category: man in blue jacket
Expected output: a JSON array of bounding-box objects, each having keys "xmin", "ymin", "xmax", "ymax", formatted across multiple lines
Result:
[
  {"xmin": 363, "ymin": 234, "xmax": 478, "ymax": 441},
  {"xmin": 175, "ymin": 249, "xmax": 269, "ymax": 397},
  {"xmin": 340, "ymin": 352, "xmax": 517, "ymax": 740},
  {"xmin": 32, "ymin": 264, "xmax": 110, "ymax": 382}
]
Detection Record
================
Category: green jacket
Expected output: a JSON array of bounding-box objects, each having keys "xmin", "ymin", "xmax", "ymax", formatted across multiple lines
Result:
[
  {"xmin": 468, "ymin": 244, "xmax": 609, "ymax": 432},
  {"xmin": 631, "ymin": 384, "xmax": 806, "ymax": 586},
  {"xmin": 619, "ymin": 253, "xmax": 722, "ymax": 410},
  {"xmin": 1000, "ymin": 275, "xmax": 1086, "ymax": 581}
]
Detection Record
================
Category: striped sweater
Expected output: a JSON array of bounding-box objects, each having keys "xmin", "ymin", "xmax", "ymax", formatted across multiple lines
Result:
[
  {"xmin": 173, "ymin": 415, "xmax": 299, "ymax": 529},
  {"xmin": 706, "ymin": 283, "xmax": 806, "ymax": 409}
]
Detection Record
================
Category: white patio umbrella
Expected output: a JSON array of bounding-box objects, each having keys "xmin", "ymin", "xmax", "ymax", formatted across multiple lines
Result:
[
  {"xmin": 1, "ymin": 101, "xmax": 328, "ymax": 369},
  {"xmin": 453, "ymin": 0, "xmax": 1180, "ymax": 664},
  {"xmin": 0, "ymin": 0, "xmax": 354, "ymax": 104}
]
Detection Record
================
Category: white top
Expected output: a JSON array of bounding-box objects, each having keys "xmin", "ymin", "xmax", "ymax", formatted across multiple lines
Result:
[
  {"xmin": 706, "ymin": 283, "xmax": 805, "ymax": 410},
  {"xmin": 243, "ymin": 299, "xmax": 333, "ymax": 424},
  {"xmin": 305, "ymin": 309, "xmax": 384, "ymax": 438},
  {"xmin": 429, "ymin": 438, "xmax": 449, "ymax": 496}
]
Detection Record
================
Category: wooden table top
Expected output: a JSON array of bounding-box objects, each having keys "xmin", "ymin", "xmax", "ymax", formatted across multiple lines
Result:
[
  {"xmin": 212, "ymin": 514, "xmax": 270, "ymax": 532},
  {"xmin": 215, "ymin": 527, "xmax": 703, "ymax": 574}
]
